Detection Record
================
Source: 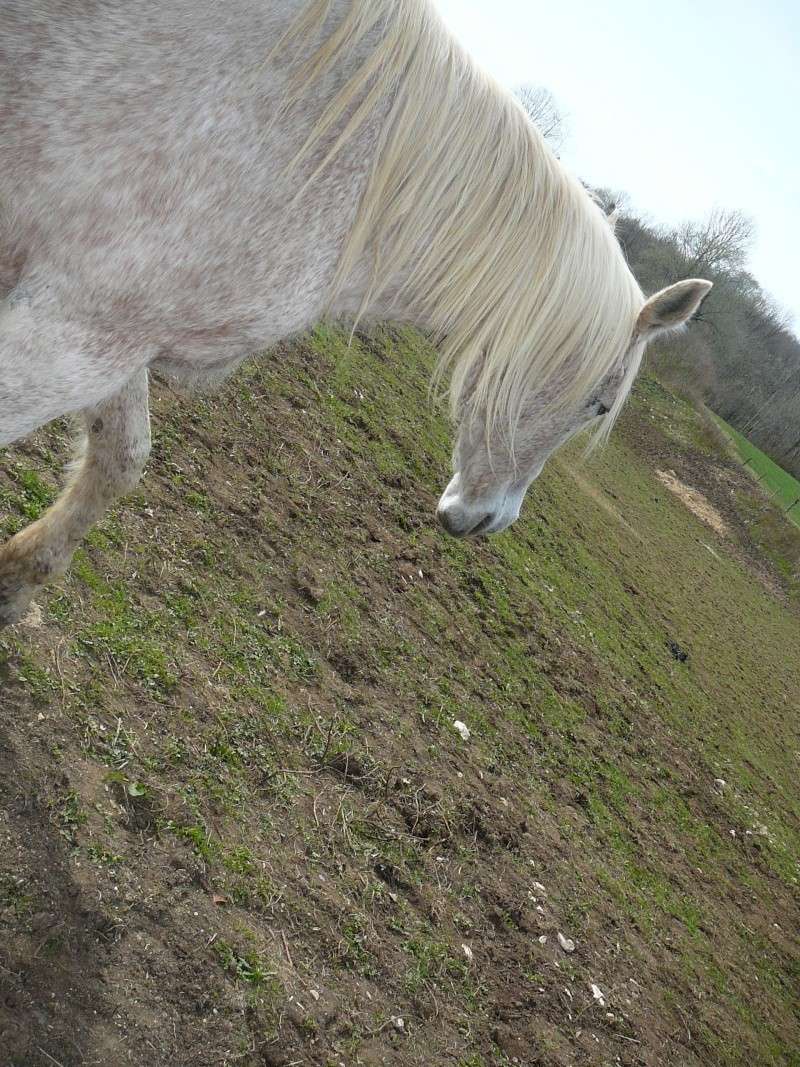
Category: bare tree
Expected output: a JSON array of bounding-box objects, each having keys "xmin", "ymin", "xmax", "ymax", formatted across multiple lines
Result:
[
  {"xmin": 674, "ymin": 207, "xmax": 755, "ymax": 275},
  {"xmin": 515, "ymin": 85, "xmax": 567, "ymax": 153},
  {"xmin": 743, "ymin": 287, "xmax": 793, "ymax": 340},
  {"xmin": 591, "ymin": 187, "xmax": 631, "ymax": 216}
]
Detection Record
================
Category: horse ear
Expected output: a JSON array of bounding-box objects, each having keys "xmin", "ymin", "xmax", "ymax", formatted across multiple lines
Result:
[
  {"xmin": 637, "ymin": 279, "xmax": 713, "ymax": 335},
  {"xmin": 607, "ymin": 207, "xmax": 620, "ymax": 233}
]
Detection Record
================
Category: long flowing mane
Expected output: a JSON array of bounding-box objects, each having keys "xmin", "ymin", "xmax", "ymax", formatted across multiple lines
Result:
[{"xmin": 279, "ymin": 0, "xmax": 644, "ymax": 441}]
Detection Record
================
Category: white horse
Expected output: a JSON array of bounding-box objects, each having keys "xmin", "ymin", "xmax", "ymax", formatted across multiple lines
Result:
[{"xmin": 0, "ymin": 0, "xmax": 710, "ymax": 626}]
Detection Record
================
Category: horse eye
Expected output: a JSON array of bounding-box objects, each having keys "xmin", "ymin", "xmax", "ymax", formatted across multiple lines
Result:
[{"xmin": 588, "ymin": 397, "xmax": 610, "ymax": 416}]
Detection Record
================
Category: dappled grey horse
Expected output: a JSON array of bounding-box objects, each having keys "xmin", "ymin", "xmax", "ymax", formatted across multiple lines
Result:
[{"xmin": 0, "ymin": 0, "xmax": 710, "ymax": 625}]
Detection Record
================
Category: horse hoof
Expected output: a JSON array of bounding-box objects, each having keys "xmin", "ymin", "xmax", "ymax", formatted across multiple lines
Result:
[
  {"xmin": 0, "ymin": 608, "xmax": 22, "ymax": 629},
  {"xmin": 0, "ymin": 586, "xmax": 35, "ymax": 629},
  {"xmin": 0, "ymin": 602, "xmax": 24, "ymax": 628}
]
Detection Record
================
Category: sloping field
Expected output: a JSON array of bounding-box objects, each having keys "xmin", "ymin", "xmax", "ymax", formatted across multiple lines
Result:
[
  {"xmin": 710, "ymin": 413, "xmax": 800, "ymax": 525},
  {"xmin": 1, "ymin": 327, "xmax": 799, "ymax": 1067}
]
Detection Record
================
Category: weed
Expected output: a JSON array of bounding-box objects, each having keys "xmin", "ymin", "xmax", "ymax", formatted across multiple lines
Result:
[{"xmin": 215, "ymin": 938, "xmax": 278, "ymax": 990}]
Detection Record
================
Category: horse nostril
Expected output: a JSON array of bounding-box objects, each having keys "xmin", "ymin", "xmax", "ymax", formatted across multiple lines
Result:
[
  {"xmin": 467, "ymin": 512, "xmax": 494, "ymax": 537},
  {"xmin": 437, "ymin": 506, "xmax": 496, "ymax": 538},
  {"xmin": 436, "ymin": 507, "xmax": 459, "ymax": 535}
]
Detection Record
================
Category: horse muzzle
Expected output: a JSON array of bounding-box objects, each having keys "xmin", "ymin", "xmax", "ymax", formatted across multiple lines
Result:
[{"xmin": 435, "ymin": 473, "xmax": 522, "ymax": 538}]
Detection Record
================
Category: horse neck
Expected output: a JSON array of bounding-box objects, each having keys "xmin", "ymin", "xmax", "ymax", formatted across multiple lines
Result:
[
  {"xmin": 319, "ymin": 0, "xmax": 559, "ymax": 344},
  {"xmin": 312, "ymin": 0, "xmax": 500, "ymax": 332}
]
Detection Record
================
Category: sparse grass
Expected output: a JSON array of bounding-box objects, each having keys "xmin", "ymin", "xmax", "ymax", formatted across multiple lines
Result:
[
  {"xmin": 2, "ymin": 329, "xmax": 799, "ymax": 1066},
  {"xmin": 337, "ymin": 914, "xmax": 378, "ymax": 976},
  {"xmin": 402, "ymin": 934, "xmax": 469, "ymax": 995},
  {"xmin": 3, "ymin": 464, "xmax": 57, "ymax": 520},
  {"xmin": 49, "ymin": 789, "xmax": 88, "ymax": 843},
  {"xmin": 14, "ymin": 654, "xmax": 59, "ymax": 704},
  {"xmin": 0, "ymin": 873, "xmax": 35, "ymax": 918}
]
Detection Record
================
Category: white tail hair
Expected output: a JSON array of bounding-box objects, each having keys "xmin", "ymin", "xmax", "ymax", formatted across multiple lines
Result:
[{"xmin": 278, "ymin": 0, "xmax": 644, "ymax": 443}]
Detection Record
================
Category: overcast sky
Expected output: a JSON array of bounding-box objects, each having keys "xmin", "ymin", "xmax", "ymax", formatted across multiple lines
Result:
[{"xmin": 434, "ymin": 0, "xmax": 800, "ymax": 330}]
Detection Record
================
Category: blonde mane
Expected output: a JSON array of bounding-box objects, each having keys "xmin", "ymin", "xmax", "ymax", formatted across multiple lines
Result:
[{"xmin": 279, "ymin": 0, "xmax": 644, "ymax": 442}]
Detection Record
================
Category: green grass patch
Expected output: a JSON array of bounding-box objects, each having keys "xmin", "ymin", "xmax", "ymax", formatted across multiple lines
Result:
[{"xmin": 712, "ymin": 412, "xmax": 800, "ymax": 523}]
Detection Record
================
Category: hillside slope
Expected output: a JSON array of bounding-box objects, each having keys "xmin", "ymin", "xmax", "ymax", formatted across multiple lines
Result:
[{"xmin": 1, "ymin": 326, "xmax": 799, "ymax": 1067}]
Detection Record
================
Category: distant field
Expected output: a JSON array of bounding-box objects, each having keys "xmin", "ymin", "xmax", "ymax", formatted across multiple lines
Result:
[{"xmin": 711, "ymin": 412, "xmax": 800, "ymax": 524}]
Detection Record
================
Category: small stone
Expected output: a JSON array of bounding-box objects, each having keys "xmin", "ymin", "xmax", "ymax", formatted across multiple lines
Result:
[
  {"xmin": 453, "ymin": 720, "xmax": 471, "ymax": 741},
  {"xmin": 557, "ymin": 932, "xmax": 575, "ymax": 953},
  {"xmin": 590, "ymin": 983, "xmax": 606, "ymax": 1007},
  {"xmin": 538, "ymin": 935, "xmax": 548, "ymax": 945},
  {"xmin": 714, "ymin": 778, "xmax": 726, "ymax": 791},
  {"xmin": 391, "ymin": 1016, "xmax": 405, "ymax": 1032},
  {"xmin": 462, "ymin": 944, "xmax": 473, "ymax": 962},
  {"xmin": 21, "ymin": 602, "xmax": 44, "ymax": 629}
]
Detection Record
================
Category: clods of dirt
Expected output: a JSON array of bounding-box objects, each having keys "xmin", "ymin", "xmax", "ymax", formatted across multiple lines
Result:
[{"xmin": 668, "ymin": 640, "xmax": 689, "ymax": 663}]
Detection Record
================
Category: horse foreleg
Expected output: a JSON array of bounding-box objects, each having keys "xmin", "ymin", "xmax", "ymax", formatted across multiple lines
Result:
[{"xmin": 0, "ymin": 369, "xmax": 151, "ymax": 627}]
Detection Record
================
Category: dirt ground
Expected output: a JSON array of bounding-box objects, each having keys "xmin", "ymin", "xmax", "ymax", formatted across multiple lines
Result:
[
  {"xmin": 655, "ymin": 470, "xmax": 730, "ymax": 539},
  {"xmin": 1, "ymin": 336, "xmax": 799, "ymax": 1067}
]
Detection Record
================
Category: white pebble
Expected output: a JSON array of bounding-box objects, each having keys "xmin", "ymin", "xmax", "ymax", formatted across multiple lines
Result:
[
  {"xmin": 453, "ymin": 720, "xmax": 471, "ymax": 741},
  {"xmin": 557, "ymin": 932, "xmax": 576, "ymax": 953}
]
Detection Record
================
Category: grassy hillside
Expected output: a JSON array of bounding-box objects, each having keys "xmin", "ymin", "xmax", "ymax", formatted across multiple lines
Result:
[
  {"xmin": 710, "ymin": 412, "xmax": 800, "ymax": 526},
  {"xmin": 1, "ymin": 326, "xmax": 799, "ymax": 1067}
]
